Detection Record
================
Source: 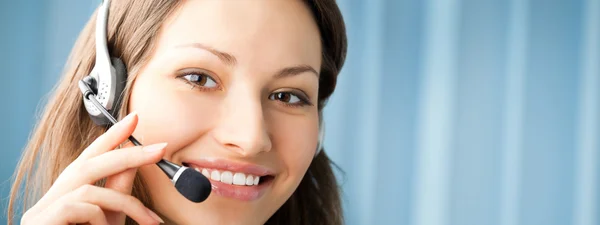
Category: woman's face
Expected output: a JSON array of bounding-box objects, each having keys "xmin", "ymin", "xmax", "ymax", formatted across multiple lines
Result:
[{"xmin": 127, "ymin": 0, "xmax": 322, "ymax": 224}]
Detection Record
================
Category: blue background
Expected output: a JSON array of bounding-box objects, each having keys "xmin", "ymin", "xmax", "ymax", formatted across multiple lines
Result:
[{"xmin": 1, "ymin": 0, "xmax": 599, "ymax": 225}]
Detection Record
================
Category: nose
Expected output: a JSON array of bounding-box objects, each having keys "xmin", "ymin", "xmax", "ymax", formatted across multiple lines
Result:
[{"xmin": 212, "ymin": 85, "xmax": 272, "ymax": 156}]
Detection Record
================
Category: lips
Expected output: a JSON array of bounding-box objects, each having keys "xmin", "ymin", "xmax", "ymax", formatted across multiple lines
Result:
[{"xmin": 182, "ymin": 160, "xmax": 275, "ymax": 201}]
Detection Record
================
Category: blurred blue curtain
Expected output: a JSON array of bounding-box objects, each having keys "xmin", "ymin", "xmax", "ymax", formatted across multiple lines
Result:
[
  {"xmin": 1, "ymin": 1, "xmax": 598, "ymax": 225},
  {"xmin": 326, "ymin": 0, "xmax": 599, "ymax": 225}
]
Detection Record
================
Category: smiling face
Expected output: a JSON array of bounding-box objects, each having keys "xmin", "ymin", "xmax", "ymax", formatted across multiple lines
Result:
[{"xmin": 126, "ymin": 0, "xmax": 322, "ymax": 224}]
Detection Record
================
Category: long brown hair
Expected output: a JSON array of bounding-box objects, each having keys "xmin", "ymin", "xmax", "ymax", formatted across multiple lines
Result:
[{"xmin": 7, "ymin": 1, "xmax": 347, "ymax": 224}]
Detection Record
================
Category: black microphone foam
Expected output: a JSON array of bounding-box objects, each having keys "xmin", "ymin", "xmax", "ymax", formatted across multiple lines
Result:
[{"xmin": 174, "ymin": 168, "xmax": 212, "ymax": 203}]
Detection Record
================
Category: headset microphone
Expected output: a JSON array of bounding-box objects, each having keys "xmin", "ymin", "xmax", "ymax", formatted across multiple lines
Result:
[{"xmin": 79, "ymin": 0, "xmax": 211, "ymax": 203}]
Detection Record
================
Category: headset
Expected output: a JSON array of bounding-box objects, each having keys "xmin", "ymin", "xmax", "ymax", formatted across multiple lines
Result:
[{"xmin": 78, "ymin": 0, "xmax": 325, "ymax": 203}]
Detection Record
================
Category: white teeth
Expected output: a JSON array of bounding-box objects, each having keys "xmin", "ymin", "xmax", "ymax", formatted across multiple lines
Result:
[
  {"xmin": 233, "ymin": 173, "xmax": 246, "ymax": 185},
  {"xmin": 210, "ymin": 170, "xmax": 220, "ymax": 181},
  {"xmin": 220, "ymin": 171, "xmax": 233, "ymax": 184},
  {"xmin": 195, "ymin": 168, "xmax": 262, "ymax": 186},
  {"xmin": 201, "ymin": 169, "xmax": 210, "ymax": 178},
  {"xmin": 246, "ymin": 175, "xmax": 254, "ymax": 185}
]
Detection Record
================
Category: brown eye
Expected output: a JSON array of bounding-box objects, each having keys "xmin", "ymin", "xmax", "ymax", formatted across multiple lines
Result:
[
  {"xmin": 182, "ymin": 73, "xmax": 217, "ymax": 88},
  {"xmin": 269, "ymin": 92, "xmax": 302, "ymax": 104}
]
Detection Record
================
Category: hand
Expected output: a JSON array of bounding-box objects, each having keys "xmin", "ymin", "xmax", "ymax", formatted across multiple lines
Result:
[{"xmin": 20, "ymin": 112, "xmax": 166, "ymax": 225}]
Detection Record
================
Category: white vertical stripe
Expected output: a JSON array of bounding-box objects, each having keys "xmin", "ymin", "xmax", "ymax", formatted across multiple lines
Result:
[
  {"xmin": 357, "ymin": 0, "xmax": 384, "ymax": 224},
  {"xmin": 412, "ymin": 0, "xmax": 461, "ymax": 225},
  {"xmin": 574, "ymin": 0, "xmax": 600, "ymax": 225},
  {"xmin": 500, "ymin": 1, "xmax": 529, "ymax": 225}
]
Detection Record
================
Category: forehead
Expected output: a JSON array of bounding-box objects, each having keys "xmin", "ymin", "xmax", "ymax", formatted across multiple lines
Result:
[{"xmin": 154, "ymin": 0, "xmax": 322, "ymax": 71}]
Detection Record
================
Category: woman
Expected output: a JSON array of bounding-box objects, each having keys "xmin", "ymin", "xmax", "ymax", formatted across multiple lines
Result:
[{"xmin": 7, "ymin": 0, "xmax": 347, "ymax": 224}]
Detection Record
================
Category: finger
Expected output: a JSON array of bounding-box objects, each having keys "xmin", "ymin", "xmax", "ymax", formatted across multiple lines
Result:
[
  {"xmin": 102, "ymin": 168, "xmax": 136, "ymax": 225},
  {"xmin": 79, "ymin": 143, "xmax": 167, "ymax": 185},
  {"xmin": 101, "ymin": 139, "xmax": 138, "ymax": 224},
  {"xmin": 104, "ymin": 141, "xmax": 138, "ymax": 194},
  {"xmin": 104, "ymin": 171, "xmax": 137, "ymax": 224},
  {"xmin": 31, "ymin": 143, "xmax": 166, "ymax": 214},
  {"xmin": 42, "ymin": 202, "xmax": 109, "ymax": 225},
  {"xmin": 79, "ymin": 111, "xmax": 139, "ymax": 160},
  {"xmin": 105, "ymin": 168, "xmax": 137, "ymax": 194},
  {"xmin": 66, "ymin": 184, "xmax": 163, "ymax": 224}
]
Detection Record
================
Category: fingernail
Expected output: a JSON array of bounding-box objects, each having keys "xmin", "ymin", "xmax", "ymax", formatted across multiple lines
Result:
[
  {"xmin": 121, "ymin": 111, "xmax": 138, "ymax": 123},
  {"xmin": 143, "ymin": 143, "xmax": 167, "ymax": 153},
  {"xmin": 146, "ymin": 208, "xmax": 164, "ymax": 223}
]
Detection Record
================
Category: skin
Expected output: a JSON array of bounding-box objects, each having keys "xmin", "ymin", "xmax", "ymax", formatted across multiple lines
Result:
[
  {"xmin": 20, "ymin": 0, "xmax": 322, "ymax": 225},
  {"xmin": 131, "ymin": 1, "xmax": 322, "ymax": 223}
]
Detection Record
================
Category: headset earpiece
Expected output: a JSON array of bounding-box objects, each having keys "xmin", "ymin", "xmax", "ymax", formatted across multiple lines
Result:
[
  {"xmin": 82, "ymin": 0, "xmax": 127, "ymax": 125},
  {"xmin": 110, "ymin": 56, "xmax": 127, "ymax": 109},
  {"xmin": 82, "ymin": 57, "xmax": 127, "ymax": 125}
]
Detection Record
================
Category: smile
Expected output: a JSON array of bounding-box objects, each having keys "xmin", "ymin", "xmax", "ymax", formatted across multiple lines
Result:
[{"xmin": 182, "ymin": 160, "xmax": 276, "ymax": 201}]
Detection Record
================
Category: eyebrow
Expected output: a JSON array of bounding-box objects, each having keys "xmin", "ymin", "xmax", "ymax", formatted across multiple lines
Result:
[
  {"xmin": 177, "ymin": 43, "xmax": 237, "ymax": 66},
  {"xmin": 275, "ymin": 65, "xmax": 319, "ymax": 78},
  {"xmin": 176, "ymin": 42, "xmax": 319, "ymax": 78}
]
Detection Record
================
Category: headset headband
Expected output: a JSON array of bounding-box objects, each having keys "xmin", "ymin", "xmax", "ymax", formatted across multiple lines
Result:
[{"xmin": 95, "ymin": 0, "xmax": 111, "ymax": 79}]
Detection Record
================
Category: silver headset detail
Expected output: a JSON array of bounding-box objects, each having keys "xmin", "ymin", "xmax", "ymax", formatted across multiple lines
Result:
[{"xmin": 81, "ymin": 0, "xmax": 127, "ymax": 125}]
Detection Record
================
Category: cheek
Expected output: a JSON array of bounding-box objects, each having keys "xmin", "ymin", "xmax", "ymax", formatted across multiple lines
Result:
[
  {"xmin": 127, "ymin": 74, "xmax": 218, "ymax": 155},
  {"xmin": 269, "ymin": 111, "xmax": 319, "ymax": 191}
]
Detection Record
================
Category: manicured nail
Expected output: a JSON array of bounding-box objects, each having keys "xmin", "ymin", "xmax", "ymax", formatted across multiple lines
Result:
[
  {"xmin": 146, "ymin": 208, "xmax": 164, "ymax": 223},
  {"xmin": 121, "ymin": 111, "xmax": 138, "ymax": 123},
  {"xmin": 143, "ymin": 143, "xmax": 167, "ymax": 153}
]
